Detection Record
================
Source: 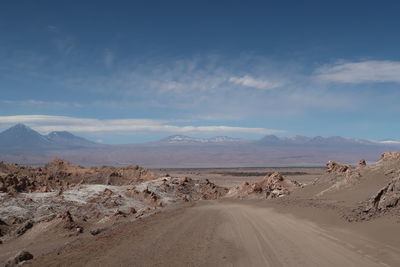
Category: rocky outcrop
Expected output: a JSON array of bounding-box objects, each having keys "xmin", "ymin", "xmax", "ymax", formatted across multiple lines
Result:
[
  {"xmin": 58, "ymin": 211, "xmax": 77, "ymax": 230},
  {"xmin": 358, "ymin": 159, "xmax": 367, "ymax": 168},
  {"xmin": 16, "ymin": 220, "xmax": 33, "ymax": 236},
  {"xmin": 5, "ymin": 251, "xmax": 33, "ymax": 267},
  {"xmin": 0, "ymin": 159, "xmax": 158, "ymax": 193},
  {"xmin": 132, "ymin": 177, "xmax": 228, "ymax": 204},
  {"xmin": 314, "ymin": 160, "xmax": 362, "ymax": 196},
  {"xmin": 380, "ymin": 152, "xmax": 400, "ymax": 162},
  {"xmin": 363, "ymin": 176, "xmax": 400, "ymax": 214},
  {"xmin": 0, "ymin": 175, "xmax": 36, "ymax": 193},
  {"xmin": 0, "ymin": 165, "xmax": 226, "ymax": 243},
  {"xmin": 326, "ymin": 160, "xmax": 351, "ymax": 173},
  {"xmin": 226, "ymin": 172, "xmax": 301, "ymax": 199}
]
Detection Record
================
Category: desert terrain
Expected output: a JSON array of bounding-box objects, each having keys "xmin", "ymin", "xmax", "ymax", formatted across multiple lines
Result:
[
  {"xmin": 3, "ymin": 1, "xmax": 400, "ymax": 266},
  {"xmin": 1, "ymin": 153, "xmax": 400, "ymax": 266}
]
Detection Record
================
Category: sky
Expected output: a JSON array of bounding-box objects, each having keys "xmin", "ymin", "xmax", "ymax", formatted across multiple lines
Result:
[{"xmin": 0, "ymin": 0, "xmax": 400, "ymax": 143}]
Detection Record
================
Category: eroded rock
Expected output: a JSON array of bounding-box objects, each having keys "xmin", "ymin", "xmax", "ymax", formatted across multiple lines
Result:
[
  {"xmin": 226, "ymin": 172, "xmax": 301, "ymax": 199},
  {"xmin": 5, "ymin": 251, "xmax": 33, "ymax": 267},
  {"xmin": 364, "ymin": 176, "xmax": 400, "ymax": 213},
  {"xmin": 58, "ymin": 211, "xmax": 76, "ymax": 230},
  {"xmin": 0, "ymin": 158, "xmax": 159, "ymax": 193},
  {"xmin": 326, "ymin": 160, "xmax": 351, "ymax": 173},
  {"xmin": 358, "ymin": 159, "xmax": 367, "ymax": 168},
  {"xmin": 380, "ymin": 152, "xmax": 400, "ymax": 162},
  {"xmin": 16, "ymin": 220, "xmax": 33, "ymax": 237}
]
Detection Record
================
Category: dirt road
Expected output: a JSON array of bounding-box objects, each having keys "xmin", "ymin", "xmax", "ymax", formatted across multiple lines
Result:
[{"xmin": 28, "ymin": 201, "xmax": 399, "ymax": 267}]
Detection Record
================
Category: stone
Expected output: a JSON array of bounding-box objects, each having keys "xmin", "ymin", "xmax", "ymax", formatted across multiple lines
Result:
[
  {"xmin": 326, "ymin": 160, "xmax": 350, "ymax": 173},
  {"xmin": 358, "ymin": 159, "xmax": 367, "ymax": 168},
  {"xmin": 5, "ymin": 251, "xmax": 33, "ymax": 267},
  {"xmin": 16, "ymin": 220, "xmax": 33, "ymax": 237}
]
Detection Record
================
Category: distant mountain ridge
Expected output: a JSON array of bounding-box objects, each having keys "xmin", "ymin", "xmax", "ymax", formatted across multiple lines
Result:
[
  {"xmin": 0, "ymin": 124, "xmax": 51, "ymax": 148},
  {"xmin": 46, "ymin": 130, "xmax": 96, "ymax": 147},
  {"xmin": 0, "ymin": 124, "xmax": 96, "ymax": 151},
  {"xmin": 256, "ymin": 135, "xmax": 375, "ymax": 146},
  {"xmin": 0, "ymin": 124, "xmax": 399, "ymax": 167},
  {"xmin": 161, "ymin": 135, "xmax": 243, "ymax": 144}
]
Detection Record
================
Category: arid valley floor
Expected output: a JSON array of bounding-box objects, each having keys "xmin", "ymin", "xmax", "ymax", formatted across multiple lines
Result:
[{"xmin": 1, "ymin": 154, "xmax": 400, "ymax": 266}]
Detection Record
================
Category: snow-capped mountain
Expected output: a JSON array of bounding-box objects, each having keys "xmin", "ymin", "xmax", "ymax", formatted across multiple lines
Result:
[{"xmin": 161, "ymin": 135, "xmax": 242, "ymax": 143}]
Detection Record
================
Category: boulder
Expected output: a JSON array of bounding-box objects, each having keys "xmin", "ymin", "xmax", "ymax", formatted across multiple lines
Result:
[
  {"xmin": 16, "ymin": 220, "xmax": 33, "ymax": 237},
  {"xmin": 5, "ymin": 251, "xmax": 33, "ymax": 267},
  {"xmin": 358, "ymin": 159, "xmax": 367, "ymax": 168},
  {"xmin": 58, "ymin": 211, "xmax": 76, "ymax": 229}
]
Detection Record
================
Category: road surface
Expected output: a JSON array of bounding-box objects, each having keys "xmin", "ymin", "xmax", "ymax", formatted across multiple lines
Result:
[{"xmin": 28, "ymin": 201, "xmax": 397, "ymax": 266}]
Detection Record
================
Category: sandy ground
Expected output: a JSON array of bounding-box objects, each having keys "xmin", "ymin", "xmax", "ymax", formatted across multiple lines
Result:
[{"xmin": 24, "ymin": 200, "xmax": 400, "ymax": 267}]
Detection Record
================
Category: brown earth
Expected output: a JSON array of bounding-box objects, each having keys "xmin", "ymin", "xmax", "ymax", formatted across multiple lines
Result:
[{"xmin": 21, "ymin": 200, "xmax": 400, "ymax": 267}]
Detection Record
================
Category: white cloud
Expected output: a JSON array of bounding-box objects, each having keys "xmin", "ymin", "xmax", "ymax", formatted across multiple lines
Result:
[
  {"xmin": 0, "ymin": 115, "xmax": 285, "ymax": 135},
  {"xmin": 314, "ymin": 60, "xmax": 400, "ymax": 83},
  {"xmin": 229, "ymin": 75, "xmax": 282, "ymax": 90},
  {"xmin": 374, "ymin": 140, "xmax": 400, "ymax": 145}
]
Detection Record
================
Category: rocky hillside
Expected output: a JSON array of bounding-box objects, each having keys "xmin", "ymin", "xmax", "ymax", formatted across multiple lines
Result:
[
  {"xmin": 289, "ymin": 152, "xmax": 400, "ymax": 221},
  {"xmin": 0, "ymin": 158, "xmax": 158, "ymax": 194},
  {"xmin": 0, "ymin": 158, "xmax": 227, "ymax": 246}
]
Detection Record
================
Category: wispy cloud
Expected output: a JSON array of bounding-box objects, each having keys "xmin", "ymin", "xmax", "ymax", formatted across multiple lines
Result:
[
  {"xmin": 46, "ymin": 25, "xmax": 58, "ymax": 33},
  {"xmin": 314, "ymin": 60, "xmax": 400, "ymax": 83},
  {"xmin": 54, "ymin": 36, "xmax": 75, "ymax": 56},
  {"xmin": 0, "ymin": 115, "xmax": 285, "ymax": 135},
  {"xmin": 104, "ymin": 49, "xmax": 115, "ymax": 68},
  {"xmin": 0, "ymin": 99, "xmax": 82, "ymax": 108},
  {"xmin": 1, "ymin": 48, "xmax": 383, "ymax": 123},
  {"xmin": 229, "ymin": 75, "xmax": 282, "ymax": 90}
]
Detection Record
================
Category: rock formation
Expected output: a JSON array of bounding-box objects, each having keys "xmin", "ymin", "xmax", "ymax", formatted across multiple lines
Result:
[
  {"xmin": 326, "ymin": 160, "xmax": 351, "ymax": 173},
  {"xmin": 379, "ymin": 152, "xmax": 400, "ymax": 162},
  {"xmin": 363, "ymin": 176, "xmax": 400, "ymax": 214},
  {"xmin": 358, "ymin": 159, "xmax": 367, "ymax": 168},
  {"xmin": 5, "ymin": 251, "xmax": 33, "ymax": 267},
  {"xmin": 226, "ymin": 172, "xmax": 301, "ymax": 199},
  {"xmin": 0, "ymin": 158, "xmax": 158, "ymax": 193},
  {"xmin": 314, "ymin": 160, "xmax": 362, "ymax": 196}
]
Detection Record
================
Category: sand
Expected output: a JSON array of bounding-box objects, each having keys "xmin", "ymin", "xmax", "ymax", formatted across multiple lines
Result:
[{"xmin": 22, "ymin": 200, "xmax": 399, "ymax": 266}]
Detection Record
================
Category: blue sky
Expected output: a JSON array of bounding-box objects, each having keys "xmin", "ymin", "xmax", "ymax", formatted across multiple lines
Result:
[{"xmin": 1, "ymin": 0, "xmax": 400, "ymax": 143}]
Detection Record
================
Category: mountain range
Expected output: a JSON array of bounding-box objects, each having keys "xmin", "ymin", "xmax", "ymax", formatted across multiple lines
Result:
[
  {"xmin": 0, "ymin": 124, "xmax": 96, "ymax": 151},
  {"xmin": 160, "ymin": 135, "xmax": 244, "ymax": 144},
  {"xmin": 0, "ymin": 124, "xmax": 398, "ymax": 167}
]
